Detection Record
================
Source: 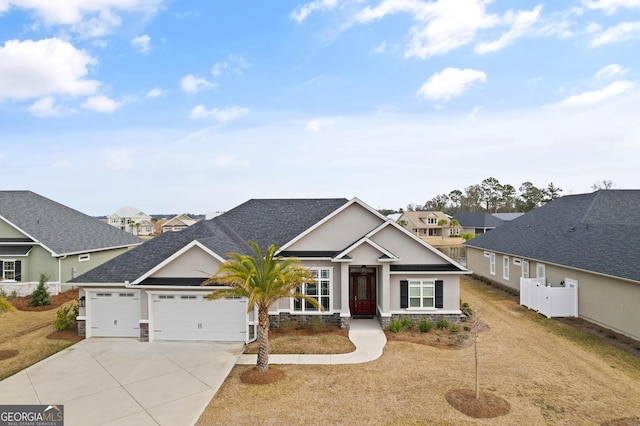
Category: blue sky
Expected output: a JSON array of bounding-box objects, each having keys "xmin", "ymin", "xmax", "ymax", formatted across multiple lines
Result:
[{"xmin": 1, "ymin": 0, "xmax": 639, "ymax": 216}]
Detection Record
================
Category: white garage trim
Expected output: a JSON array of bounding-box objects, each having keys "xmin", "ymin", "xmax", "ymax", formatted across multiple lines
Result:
[
  {"xmin": 85, "ymin": 288, "xmax": 141, "ymax": 338},
  {"xmin": 147, "ymin": 290, "xmax": 251, "ymax": 343}
]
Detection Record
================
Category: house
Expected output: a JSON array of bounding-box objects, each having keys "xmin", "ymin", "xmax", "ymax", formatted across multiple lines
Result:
[
  {"xmin": 397, "ymin": 211, "xmax": 461, "ymax": 239},
  {"xmin": 465, "ymin": 190, "xmax": 640, "ymax": 341},
  {"xmin": 161, "ymin": 214, "xmax": 198, "ymax": 233},
  {"xmin": 107, "ymin": 206, "xmax": 154, "ymax": 236},
  {"xmin": 453, "ymin": 212, "xmax": 504, "ymax": 236},
  {"xmin": 492, "ymin": 212, "xmax": 524, "ymax": 222},
  {"xmin": 72, "ymin": 198, "xmax": 469, "ymax": 343},
  {"xmin": 0, "ymin": 191, "xmax": 142, "ymax": 296}
]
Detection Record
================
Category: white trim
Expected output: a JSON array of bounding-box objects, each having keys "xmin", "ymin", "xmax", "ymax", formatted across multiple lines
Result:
[
  {"xmin": 390, "ymin": 309, "xmax": 462, "ymax": 315},
  {"xmin": 390, "ymin": 270, "xmax": 471, "ymax": 275},
  {"xmin": 489, "ymin": 252, "xmax": 496, "ymax": 275},
  {"xmin": 132, "ymin": 240, "xmax": 226, "ymax": 284},
  {"xmin": 291, "ymin": 266, "xmax": 334, "ymax": 314},
  {"xmin": 503, "ymin": 255, "xmax": 510, "ymax": 281},
  {"xmin": 0, "ymin": 214, "xmax": 57, "ymax": 256},
  {"xmin": 334, "ymin": 237, "xmax": 399, "ymax": 261}
]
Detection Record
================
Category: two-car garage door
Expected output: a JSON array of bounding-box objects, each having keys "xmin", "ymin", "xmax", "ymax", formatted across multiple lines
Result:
[{"xmin": 151, "ymin": 294, "xmax": 247, "ymax": 342}]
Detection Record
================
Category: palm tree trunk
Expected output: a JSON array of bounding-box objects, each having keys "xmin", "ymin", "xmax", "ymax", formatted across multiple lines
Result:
[{"xmin": 256, "ymin": 308, "xmax": 270, "ymax": 371}]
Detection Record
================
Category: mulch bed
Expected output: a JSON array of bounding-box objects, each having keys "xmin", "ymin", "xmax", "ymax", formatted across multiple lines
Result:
[
  {"xmin": 11, "ymin": 289, "xmax": 79, "ymax": 311},
  {"xmin": 240, "ymin": 367, "xmax": 285, "ymax": 384},
  {"xmin": 445, "ymin": 389, "xmax": 511, "ymax": 418},
  {"xmin": 46, "ymin": 325, "xmax": 83, "ymax": 343},
  {"xmin": 271, "ymin": 324, "xmax": 349, "ymax": 338},
  {"xmin": 0, "ymin": 349, "xmax": 19, "ymax": 361}
]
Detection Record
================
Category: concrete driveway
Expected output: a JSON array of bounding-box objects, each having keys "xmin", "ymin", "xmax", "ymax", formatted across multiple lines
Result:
[{"xmin": 0, "ymin": 338, "xmax": 244, "ymax": 426}]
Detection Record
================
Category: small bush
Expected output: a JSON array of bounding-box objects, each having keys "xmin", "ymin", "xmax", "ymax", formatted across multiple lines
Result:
[
  {"xmin": 307, "ymin": 316, "xmax": 326, "ymax": 333},
  {"xmin": 463, "ymin": 324, "xmax": 472, "ymax": 332},
  {"xmin": 436, "ymin": 318, "xmax": 450, "ymax": 329},
  {"xmin": 461, "ymin": 301, "xmax": 473, "ymax": 317},
  {"xmin": 388, "ymin": 319, "xmax": 403, "ymax": 333},
  {"xmin": 399, "ymin": 317, "xmax": 416, "ymax": 330},
  {"xmin": 0, "ymin": 289, "xmax": 7, "ymax": 299},
  {"xmin": 53, "ymin": 304, "xmax": 78, "ymax": 331},
  {"xmin": 277, "ymin": 319, "xmax": 298, "ymax": 332},
  {"xmin": 418, "ymin": 319, "xmax": 433, "ymax": 333},
  {"xmin": 10, "ymin": 289, "xmax": 18, "ymax": 299},
  {"xmin": 449, "ymin": 324, "xmax": 461, "ymax": 333},
  {"xmin": 29, "ymin": 273, "xmax": 51, "ymax": 307}
]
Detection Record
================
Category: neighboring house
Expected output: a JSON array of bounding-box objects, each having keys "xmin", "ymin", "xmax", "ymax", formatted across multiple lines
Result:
[
  {"xmin": 0, "ymin": 191, "xmax": 142, "ymax": 296},
  {"xmin": 453, "ymin": 212, "xmax": 504, "ymax": 236},
  {"xmin": 492, "ymin": 212, "xmax": 524, "ymax": 222},
  {"xmin": 465, "ymin": 190, "xmax": 640, "ymax": 341},
  {"xmin": 161, "ymin": 214, "xmax": 198, "ymax": 233},
  {"xmin": 107, "ymin": 206, "xmax": 154, "ymax": 236},
  {"xmin": 397, "ymin": 211, "xmax": 461, "ymax": 239},
  {"xmin": 72, "ymin": 198, "xmax": 469, "ymax": 343}
]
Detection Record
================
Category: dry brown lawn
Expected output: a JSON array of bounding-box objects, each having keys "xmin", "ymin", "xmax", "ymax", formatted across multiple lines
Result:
[
  {"xmin": 198, "ymin": 278, "xmax": 640, "ymax": 425},
  {"xmin": 244, "ymin": 327, "xmax": 354, "ymax": 355},
  {"xmin": 0, "ymin": 290, "xmax": 82, "ymax": 380}
]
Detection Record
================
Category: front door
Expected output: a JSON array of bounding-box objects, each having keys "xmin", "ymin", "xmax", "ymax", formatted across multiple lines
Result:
[{"xmin": 349, "ymin": 270, "xmax": 376, "ymax": 316}]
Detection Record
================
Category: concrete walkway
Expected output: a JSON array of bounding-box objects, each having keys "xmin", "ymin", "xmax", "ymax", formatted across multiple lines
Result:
[
  {"xmin": 236, "ymin": 318, "xmax": 387, "ymax": 365},
  {"xmin": 0, "ymin": 339, "xmax": 244, "ymax": 426}
]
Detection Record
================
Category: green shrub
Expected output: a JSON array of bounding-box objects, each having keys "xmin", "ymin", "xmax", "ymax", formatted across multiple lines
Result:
[
  {"xmin": 449, "ymin": 324, "xmax": 461, "ymax": 333},
  {"xmin": 463, "ymin": 324, "xmax": 471, "ymax": 332},
  {"xmin": 418, "ymin": 319, "xmax": 433, "ymax": 333},
  {"xmin": 0, "ymin": 289, "xmax": 7, "ymax": 299},
  {"xmin": 29, "ymin": 273, "xmax": 51, "ymax": 307},
  {"xmin": 387, "ymin": 319, "xmax": 403, "ymax": 333},
  {"xmin": 307, "ymin": 316, "xmax": 326, "ymax": 333},
  {"xmin": 53, "ymin": 304, "xmax": 78, "ymax": 331},
  {"xmin": 399, "ymin": 317, "xmax": 416, "ymax": 330},
  {"xmin": 461, "ymin": 301, "xmax": 474, "ymax": 317},
  {"xmin": 460, "ymin": 232, "xmax": 475, "ymax": 241},
  {"xmin": 436, "ymin": 318, "xmax": 450, "ymax": 329}
]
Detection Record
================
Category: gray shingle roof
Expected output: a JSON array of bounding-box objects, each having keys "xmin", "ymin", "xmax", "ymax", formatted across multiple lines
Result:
[
  {"xmin": 72, "ymin": 198, "xmax": 349, "ymax": 284},
  {"xmin": 465, "ymin": 190, "xmax": 640, "ymax": 282},
  {"xmin": 453, "ymin": 212, "xmax": 504, "ymax": 228},
  {"xmin": 0, "ymin": 191, "xmax": 142, "ymax": 255}
]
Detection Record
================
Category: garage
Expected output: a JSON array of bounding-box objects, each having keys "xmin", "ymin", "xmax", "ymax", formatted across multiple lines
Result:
[
  {"xmin": 151, "ymin": 293, "xmax": 248, "ymax": 342},
  {"xmin": 89, "ymin": 291, "xmax": 140, "ymax": 337}
]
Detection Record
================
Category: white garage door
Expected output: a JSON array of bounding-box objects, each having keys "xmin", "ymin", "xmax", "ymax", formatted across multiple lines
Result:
[
  {"xmin": 90, "ymin": 291, "xmax": 140, "ymax": 337},
  {"xmin": 152, "ymin": 294, "xmax": 247, "ymax": 342}
]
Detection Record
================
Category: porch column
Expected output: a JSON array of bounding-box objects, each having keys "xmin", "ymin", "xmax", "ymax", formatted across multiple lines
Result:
[
  {"xmin": 340, "ymin": 263, "xmax": 350, "ymax": 317},
  {"xmin": 380, "ymin": 263, "xmax": 391, "ymax": 314}
]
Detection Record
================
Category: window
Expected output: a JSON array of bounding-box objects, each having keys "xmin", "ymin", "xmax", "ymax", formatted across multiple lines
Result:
[
  {"xmin": 2, "ymin": 261, "xmax": 15, "ymax": 280},
  {"xmin": 522, "ymin": 261, "xmax": 529, "ymax": 278},
  {"xmin": 536, "ymin": 264, "xmax": 546, "ymax": 280},
  {"xmin": 503, "ymin": 256, "xmax": 510, "ymax": 280},
  {"xmin": 294, "ymin": 268, "xmax": 332, "ymax": 312},
  {"xmin": 449, "ymin": 227, "xmax": 460, "ymax": 236},
  {"xmin": 427, "ymin": 217, "xmax": 437, "ymax": 225},
  {"xmin": 513, "ymin": 258, "xmax": 522, "ymax": 266},
  {"xmin": 79, "ymin": 253, "xmax": 90, "ymax": 262},
  {"xmin": 408, "ymin": 280, "xmax": 435, "ymax": 308},
  {"xmin": 489, "ymin": 253, "xmax": 496, "ymax": 275}
]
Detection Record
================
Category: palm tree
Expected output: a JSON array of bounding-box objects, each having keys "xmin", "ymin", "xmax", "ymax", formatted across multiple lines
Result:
[{"xmin": 203, "ymin": 241, "xmax": 320, "ymax": 371}]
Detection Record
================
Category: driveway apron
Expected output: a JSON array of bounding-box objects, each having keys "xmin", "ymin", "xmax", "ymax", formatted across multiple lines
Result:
[{"xmin": 0, "ymin": 339, "xmax": 244, "ymax": 426}]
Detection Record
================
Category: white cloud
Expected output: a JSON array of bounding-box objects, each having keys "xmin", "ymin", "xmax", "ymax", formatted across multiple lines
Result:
[
  {"xmin": 28, "ymin": 96, "xmax": 71, "ymax": 117},
  {"xmin": 189, "ymin": 105, "xmax": 250, "ymax": 122},
  {"xmin": 373, "ymin": 41, "xmax": 387, "ymax": 54},
  {"xmin": 590, "ymin": 21, "xmax": 640, "ymax": 46},
  {"xmin": 306, "ymin": 118, "xmax": 334, "ymax": 132},
  {"xmin": 0, "ymin": 0, "xmax": 163, "ymax": 36},
  {"xmin": 553, "ymin": 80, "xmax": 634, "ymax": 108},
  {"xmin": 417, "ymin": 67, "xmax": 487, "ymax": 101},
  {"xmin": 81, "ymin": 95, "xmax": 121, "ymax": 113},
  {"xmin": 104, "ymin": 147, "xmax": 134, "ymax": 170},
  {"xmin": 0, "ymin": 38, "xmax": 99, "ymax": 101},
  {"xmin": 211, "ymin": 61, "xmax": 227, "ymax": 77},
  {"xmin": 180, "ymin": 74, "xmax": 217, "ymax": 93},
  {"xmin": 211, "ymin": 54, "xmax": 251, "ymax": 77},
  {"xmin": 583, "ymin": 0, "xmax": 640, "ymax": 14},
  {"xmin": 147, "ymin": 87, "xmax": 165, "ymax": 98},
  {"xmin": 132, "ymin": 34, "xmax": 151, "ymax": 53},
  {"xmin": 291, "ymin": 0, "xmax": 338, "ymax": 23},
  {"xmin": 475, "ymin": 6, "xmax": 542, "ymax": 54},
  {"xmin": 595, "ymin": 64, "xmax": 628, "ymax": 79},
  {"xmin": 357, "ymin": 0, "xmax": 500, "ymax": 58}
]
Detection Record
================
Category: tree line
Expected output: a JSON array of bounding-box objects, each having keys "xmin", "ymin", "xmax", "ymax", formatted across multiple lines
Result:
[{"xmin": 381, "ymin": 177, "xmax": 564, "ymax": 215}]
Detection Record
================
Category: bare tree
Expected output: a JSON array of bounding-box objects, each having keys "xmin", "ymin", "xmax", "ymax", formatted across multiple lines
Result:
[{"xmin": 591, "ymin": 179, "xmax": 616, "ymax": 190}]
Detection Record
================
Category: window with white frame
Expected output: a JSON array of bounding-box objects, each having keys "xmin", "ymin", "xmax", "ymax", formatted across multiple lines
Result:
[
  {"xmin": 2, "ymin": 260, "xmax": 15, "ymax": 280},
  {"xmin": 536, "ymin": 263, "xmax": 546, "ymax": 280},
  {"xmin": 503, "ymin": 256, "xmax": 510, "ymax": 280},
  {"xmin": 426, "ymin": 217, "xmax": 437, "ymax": 225},
  {"xmin": 449, "ymin": 227, "xmax": 460, "ymax": 236},
  {"xmin": 294, "ymin": 268, "xmax": 332, "ymax": 312},
  {"xmin": 489, "ymin": 253, "xmax": 496, "ymax": 275},
  {"xmin": 409, "ymin": 279, "xmax": 435, "ymax": 308},
  {"xmin": 79, "ymin": 253, "xmax": 90, "ymax": 262},
  {"xmin": 522, "ymin": 261, "xmax": 529, "ymax": 278}
]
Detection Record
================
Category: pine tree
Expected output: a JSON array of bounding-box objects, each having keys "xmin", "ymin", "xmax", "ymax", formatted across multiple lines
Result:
[{"xmin": 29, "ymin": 273, "xmax": 51, "ymax": 307}]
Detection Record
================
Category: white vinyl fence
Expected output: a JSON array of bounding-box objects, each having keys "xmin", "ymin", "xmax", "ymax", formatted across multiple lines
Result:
[{"xmin": 520, "ymin": 277, "xmax": 578, "ymax": 318}]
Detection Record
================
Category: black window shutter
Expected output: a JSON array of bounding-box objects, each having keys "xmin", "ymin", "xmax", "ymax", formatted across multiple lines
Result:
[
  {"xmin": 435, "ymin": 280, "xmax": 443, "ymax": 308},
  {"xmin": 15, "ymin": 261, "xmax": 22, "ymax": 282},
  {"xmin": 400, "ymin": 280, "xmax": 408, "ymax": 308},
  {"xmin": 0, "ymin": 261, "xmax": 3, "ymax": 278}
]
